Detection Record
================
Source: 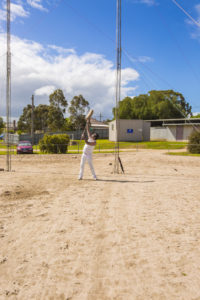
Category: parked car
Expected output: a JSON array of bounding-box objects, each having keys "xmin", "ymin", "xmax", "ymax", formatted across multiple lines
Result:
[{"xmin": 17, "ymin": 141, "xmax": 33, "ymax": 154}]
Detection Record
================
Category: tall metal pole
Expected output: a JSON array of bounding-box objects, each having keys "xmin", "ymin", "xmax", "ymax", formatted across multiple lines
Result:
[
  {"xmin": 6, "ymin": 0, "xmax": 11, "ymax": 172},
  {"xmin": 114, "ymin": 0, "xmax": 121, "ymax": 173},
  {"xmin": 31, "ymin": 95, "xmax": 34, "ymax": 145}
]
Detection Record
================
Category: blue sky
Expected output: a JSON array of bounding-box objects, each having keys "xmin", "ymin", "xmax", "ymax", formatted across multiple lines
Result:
[{"xmin": 0, "ymin": 0, "xmax": 200, "ymax": 120}]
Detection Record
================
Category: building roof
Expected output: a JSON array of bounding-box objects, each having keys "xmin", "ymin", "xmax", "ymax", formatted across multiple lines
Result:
[
  {"xmin": 147, "ymin": 118, "xmax": 200, "ymax": 122},
  {"xmin": 147, "ymin": 118, "xmax": 200, "ymax": 127},
  {"xmin": 90, "ymin": 118, "xmax": 109, "ymax": 128}
]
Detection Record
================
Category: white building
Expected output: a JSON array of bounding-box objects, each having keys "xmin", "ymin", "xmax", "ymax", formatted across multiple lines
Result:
[
  {"xmin": 90, "ymin": 118, "xmax": 109, "ymax": 139},
  {"xmin": 109, "ymin": 119, "xmax": 150, "ymax": 142},
  {"xmin": 90, "ymin": 118, "xmax": 109, "ymax": 130},
  {"xmin": 150, "ymin": 118, "xmax": 200, "ymax": 141}
]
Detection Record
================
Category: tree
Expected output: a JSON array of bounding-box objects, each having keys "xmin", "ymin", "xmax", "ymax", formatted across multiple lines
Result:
[
  {"xmin": 18, "ymin": 89, "xmax": 68, "ymax": 133},
  {"xmin": 113, "ymin": 97, "xmax": 134, "ymax": 119},
  {"xmin": 68, "ymin": 95, "xmax": 90, "ymax": 130},
  {"xmin": 35, "ymin": 104, "xmax": 49, "ymax": 131},
  {"xmin": 132, "ymin": 94, "xmax": 152, "ymax": 119},
  {"xmin": 148, "ymin": 90, "xmax": 192, "ymax": 119},
  {"xmin": 63, "ymin": 118, "xmax": 75, "ymax": 131},
  {"xmin": 49, "ymin": 89, "xmax": 68, "ymax": 113},
  {"xmin": 18, "ymin": 104, "xmax": 32, "ymax": 132},
  {"xmin": 0, "ymin": 117, "xmax": 4, "ymax": 134},
  {"xmin": 113, "ymin": 90, "xmax": 192, "ymax": 120},
  {"xmin": 18, "ymin": 104, "xmax": 50, "ymax": 132},
  {"xmin": 47, "ymin": 89, "xmax": 68, "ymax": 131},
  {"xmin": 47, "ymin": 106, "xmax": 65, "ymax": 131}
]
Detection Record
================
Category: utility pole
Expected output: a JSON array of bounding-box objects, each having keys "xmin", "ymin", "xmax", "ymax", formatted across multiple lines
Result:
[
  {"xmin": 31, "ymin": 95, "xmax": 34, "ymax": 145},
  {"xmin": 114, "ymin": 0, "xmax": 122, "ymax": 174},
  {"xmin": 6, "ymin": 0, "xmax": 11, "ymax": 172},
  {"xmin": 99, "ymin": 113, "xmax": 102, "ymax": 122}
]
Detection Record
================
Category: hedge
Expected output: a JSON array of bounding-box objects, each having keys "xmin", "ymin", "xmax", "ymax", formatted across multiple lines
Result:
[
  {"xmin": 187, "ymin": 130, "xmax": 200, "ymax": 154},
  {"xmin": 39, "ymin": 134, "xmax": 70, "ymax": 154}
]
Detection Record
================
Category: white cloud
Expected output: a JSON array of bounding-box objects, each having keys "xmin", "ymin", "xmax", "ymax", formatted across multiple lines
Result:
[
  {"xmin": 11, "ymin": 3, "xmax": 29, "ymax": 20},
  {"xmin": 0, "ymin": 2, "xmax": 29, "ymax": 22},
  {"xmin": 140, "ymin": 0, "xmax": 156, "ymax": 5},
  {"xmin": 123, "ymin": 50, "xmax": 153, "ymax": 64},
  {"xmin": 10, "ymin": 3, "xmax": 29, "ymax": 19},
  {"xmin": 131, "ymin": 0, "xmax": 157, "ymax": 6},
  {"xmin": 0, "ymin": 0, "xmax": 48, "ymax": 27},
  {"xmin": 0, "ymin": 9, "xmax": 6, "ymax": 22},
  {"xmin": 27, "ymin": 0, "xmax": 48, "ymax": 12},
  {"xmin": 35, "ymin": 85, "xmax": 56, "ymax": 96},
  {"xmin": 138, "ymin": 56, "xmax": 154, "ymax": 63},
  {"xmin": 0, "ymin": 34, "xmax": 139, "ymax": 119},
  {"xmin": 48, "ymin": 45, "xmax": 76, "ymax": 55},
  {"xmin": 185, "ymin": 4, "xmax": 200, "ymax": 41}
]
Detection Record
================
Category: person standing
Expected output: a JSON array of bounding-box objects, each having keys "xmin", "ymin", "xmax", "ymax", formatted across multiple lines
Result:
[{"xmin": 78, "ymin": 120, "xmax": 99, "ymax": 180}]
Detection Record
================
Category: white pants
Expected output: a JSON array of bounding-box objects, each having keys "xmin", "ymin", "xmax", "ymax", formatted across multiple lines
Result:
[{"xmin": 79, "ymin": 153, "xmax": 96, "ymax": 179}]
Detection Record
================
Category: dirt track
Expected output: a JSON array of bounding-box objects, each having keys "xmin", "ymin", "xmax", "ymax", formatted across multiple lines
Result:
[{"xmin": 0, "ymin": 151, "xmax": 200, "ymax": 300}]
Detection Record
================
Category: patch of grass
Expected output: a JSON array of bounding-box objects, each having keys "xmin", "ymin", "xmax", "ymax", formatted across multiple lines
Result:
[
  {"xmin": 67, "ymin": 150, "xmax": 116, "ymax": 154},
  {"xmin": 0, "ymin": 144, "xmax": 8, "ymax": 149},
  {"xmin": 0, "ymin": 143, "xmax": 17, "ymax": 149},
  {"xmin": 143, "ymin": 141, "xmax": 187, "ymax": 150},
  {"xmin": 0, "ymin": 139, "xmax": 188, "ymax": 154},
  {"xmin": 0, "ymin": 151, "xmax": 7, "ymax": 155},
  {"xmin": 167, "ymin": 152, "xmax": 200, "ymax": 157},
  {"xmin": 68, "ymin": 139, "xmax": 187, "ymax": 151}
]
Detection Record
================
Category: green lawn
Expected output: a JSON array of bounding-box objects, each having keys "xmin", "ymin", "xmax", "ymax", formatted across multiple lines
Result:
[
  {"xmin": 0, "ymin": 139, "xmax": 188, "ymax": 154},
  {"xmin": 167, "ymin": 152, "xmax": 200, "ymax": 157},
  {"xmin": 141, "ymin": 141, "xmax": 187, "ymax": 150},
  {"xmin": 68, "ymin": 140, "xmax": 188, "ymax": 151}
]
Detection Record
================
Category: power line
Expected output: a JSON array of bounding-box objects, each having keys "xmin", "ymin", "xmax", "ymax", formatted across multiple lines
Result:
[
  {"xmin": 171, "ymin": 0, "xmax": 200, "ymax": 28},
  {"xmin": 63, "ymin": 0, "xmax": 179, "ymax": 93},
  {"xmin": 155, "ymin": 4, "xmax": 200, "ymax": 84},
  {"xmin": 61, "ymin": 1, "xmax": 199, "ymax": 126}
]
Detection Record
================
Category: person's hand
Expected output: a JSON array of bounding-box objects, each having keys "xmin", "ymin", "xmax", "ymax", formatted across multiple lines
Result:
[{"xmin": 81, "ymin": 133, "xmax": 85, "ymax": 139}]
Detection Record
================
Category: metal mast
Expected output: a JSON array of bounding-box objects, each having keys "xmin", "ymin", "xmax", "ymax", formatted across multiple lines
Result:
[
  {"xmin": 6, "ymin": 0, "xmax": 11, "ymax": 171},
  {"xmin": 31, "ymin": 95, "xmax": 34, "ymax": 146},
  {"xmin": 114, "ymin": 0, "xmax": 121, "ymax": 173}
]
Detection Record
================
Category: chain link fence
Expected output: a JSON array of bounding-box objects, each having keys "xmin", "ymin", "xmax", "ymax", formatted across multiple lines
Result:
[{"xmin": 2, "ymin": 142, "xmax": 199, "ymax": 155}]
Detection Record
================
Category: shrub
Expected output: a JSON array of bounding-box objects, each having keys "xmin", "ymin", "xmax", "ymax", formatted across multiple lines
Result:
[
  {"xmin": 187, "ymin": 130, "xmax": 200, "ymax": 154},
  {"xmin": 17, "ymin": 130, "xmax": 22, "ymax": 135},
  {"xmin": 39, "ymin": 134, "xmax": 70, "ymax": 154}
]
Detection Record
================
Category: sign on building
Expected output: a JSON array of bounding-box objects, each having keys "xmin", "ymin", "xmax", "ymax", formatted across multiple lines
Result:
[{"xmin": 127, "ymin": 129, "xmax": 133, "ymax": 133}]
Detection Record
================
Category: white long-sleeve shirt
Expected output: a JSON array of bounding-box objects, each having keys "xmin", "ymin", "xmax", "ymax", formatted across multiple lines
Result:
[{"xmin": 83, "ymin": 137, "xmax": 95, "ymax": 156}]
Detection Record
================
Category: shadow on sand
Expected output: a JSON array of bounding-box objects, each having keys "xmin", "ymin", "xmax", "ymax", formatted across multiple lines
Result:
[{"xmin": 87, "ymin": 179, "xmax": 155, "ymax": 183}]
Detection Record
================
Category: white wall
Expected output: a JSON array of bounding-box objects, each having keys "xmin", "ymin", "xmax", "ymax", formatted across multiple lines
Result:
[
  {"xmin": 183, "ymin": 125, "xmax": 199, "ymax": 140},
  {"xmin": 109, "ymin": 120, "xmax": 150, "ymax": 142},
  {"xmin": 109, "ymin": 120, "xmax": 116, "ymax": 141},
  {"xmin": 151, "ymin": 125, "xmax": 200, "ymax": 141},
  {"xmin": 150, "ymin": 127, "xmax": 176, "ymax": 141}
]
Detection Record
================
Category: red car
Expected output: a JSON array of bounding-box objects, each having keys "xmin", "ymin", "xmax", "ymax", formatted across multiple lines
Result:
[{"xmin": 17, "ymin": 141, "xmax": 33, "ymax": 154}]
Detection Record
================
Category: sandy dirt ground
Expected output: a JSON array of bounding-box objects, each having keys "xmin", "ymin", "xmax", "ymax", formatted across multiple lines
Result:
[{"xmin": 0, "ymin": 150, "xmax": 200, "ymax": 300}]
